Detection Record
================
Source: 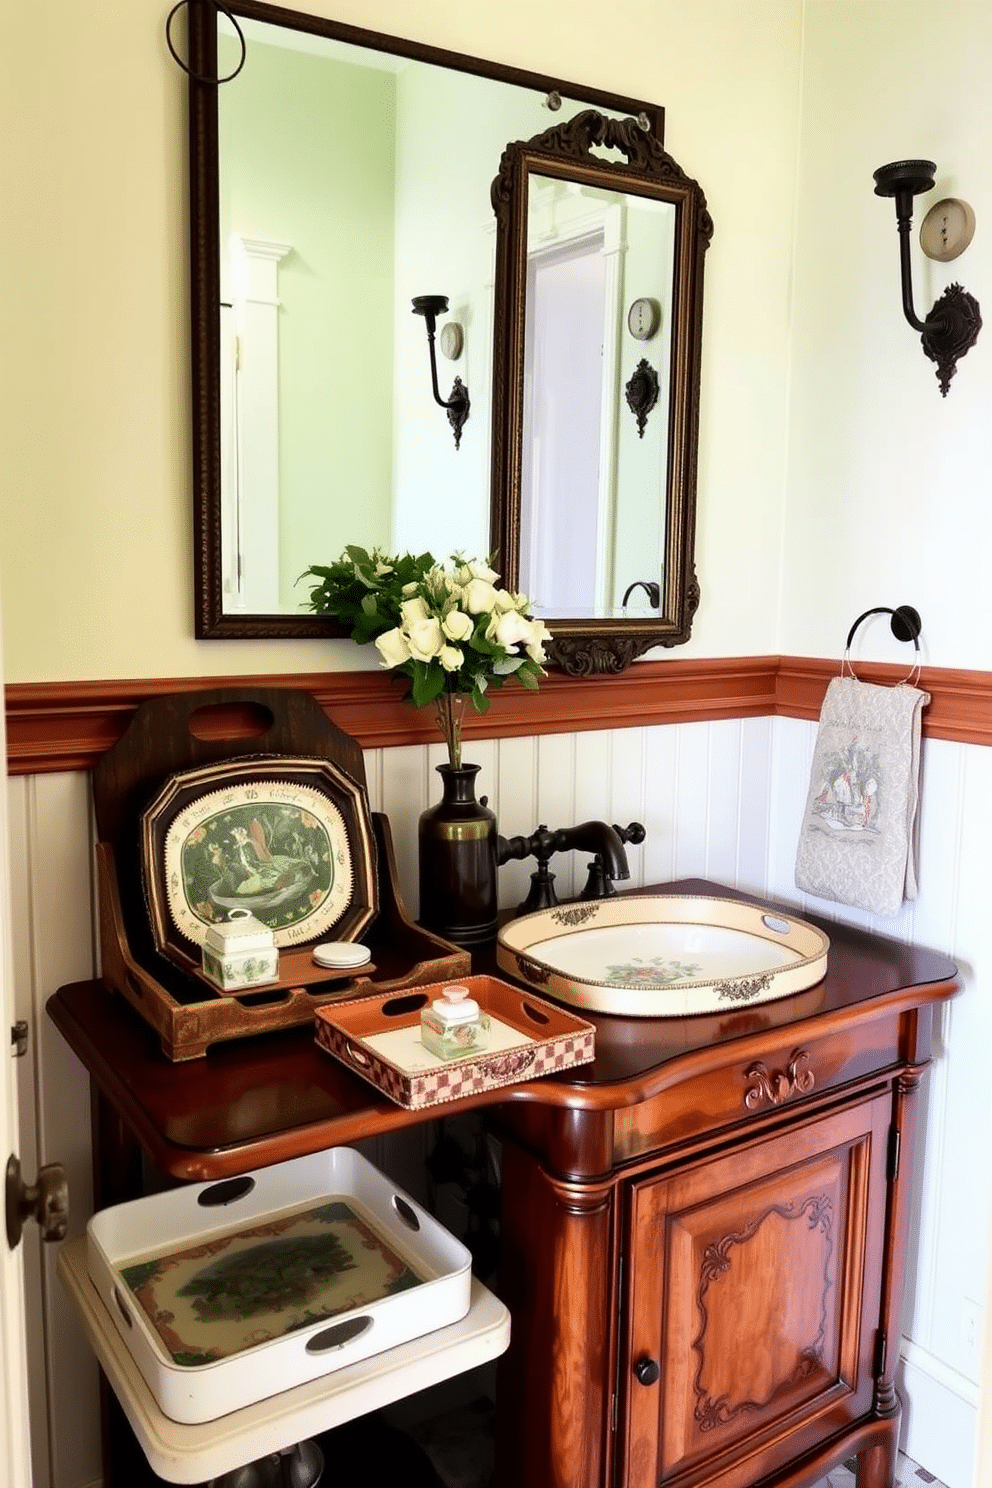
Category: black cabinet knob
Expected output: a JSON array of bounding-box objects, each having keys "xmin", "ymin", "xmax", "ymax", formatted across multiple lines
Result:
[{"xmin": 634, "ymin": 1357, "xmax": 660, "ymax": 1386}]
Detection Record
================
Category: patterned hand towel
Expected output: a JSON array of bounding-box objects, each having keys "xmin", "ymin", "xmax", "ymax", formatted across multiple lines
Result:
[{"xmin": 795, "ymin": 676, "xmax": 929, "ymax": 917}]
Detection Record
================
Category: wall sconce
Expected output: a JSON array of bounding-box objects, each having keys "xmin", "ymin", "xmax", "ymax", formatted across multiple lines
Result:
[
  {"xmin": 872, "ymin": 159, "xmax": 981, "ymax": 396},
  {"xmin": 411, "ymin": 296, "xmax": 470, "ymax": 449}
]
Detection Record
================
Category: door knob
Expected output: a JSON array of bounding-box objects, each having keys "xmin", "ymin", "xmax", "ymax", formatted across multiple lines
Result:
[
  {"xmin": 634, "ymin": 1356, "xmax": 660, "ymax": 1386},
  {"xmin": 5, "ymin": 1154, "xmax": 69, "ymax": 1249}
]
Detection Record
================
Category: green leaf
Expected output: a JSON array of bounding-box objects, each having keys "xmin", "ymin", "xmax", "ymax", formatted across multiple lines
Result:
[
  {"xmin": 411, "ymin": 662, "xmax": 446, "ymax": 709},
  {"xmin": 471, "ymin": 682, "xmax": 490, "ymax": 715}
]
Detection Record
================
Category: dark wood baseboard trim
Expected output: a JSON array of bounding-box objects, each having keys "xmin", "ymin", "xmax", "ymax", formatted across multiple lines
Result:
[{"xmin": 5, "ymin": 655, "xmax": 990, "ymax": 776}]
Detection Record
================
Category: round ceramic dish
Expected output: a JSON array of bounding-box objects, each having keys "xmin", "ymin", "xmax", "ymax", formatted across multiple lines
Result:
[{"xmin": 496, "ymin": 895, "xmax": 829, "ymax": 1017}]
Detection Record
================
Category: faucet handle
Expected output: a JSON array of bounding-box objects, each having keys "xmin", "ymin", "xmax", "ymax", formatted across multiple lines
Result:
[{"xmin": 614, "ymin": 821, "xmax": 646, "ymax": 846}]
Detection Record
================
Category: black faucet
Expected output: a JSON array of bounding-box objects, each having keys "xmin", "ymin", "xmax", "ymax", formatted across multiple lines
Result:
[{"xmin": 497, "ymin": 821, "xmax": 645, "ymax": 915}]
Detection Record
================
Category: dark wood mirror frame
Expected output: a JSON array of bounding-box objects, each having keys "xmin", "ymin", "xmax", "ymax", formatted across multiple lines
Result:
[
  {"xmin": 491, "ymin": 113, "xmax": 712, "ymax": 675},
  {"xmin": 187, "ymin": 0, "xmax": 671, "ymax": 644}
]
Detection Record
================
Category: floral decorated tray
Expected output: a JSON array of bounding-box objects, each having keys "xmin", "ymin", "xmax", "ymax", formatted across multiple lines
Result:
[
  {"xmin": 86, "ymin": 1149, "xmax": 471, "ymax": 1423},
  {"xmin": 315, "ymin": 975, "xmax": 595, "ymax": 1109},
  {"xmin": 497, "ymin": 896, "xmax": 829, "ymax": 1017}
]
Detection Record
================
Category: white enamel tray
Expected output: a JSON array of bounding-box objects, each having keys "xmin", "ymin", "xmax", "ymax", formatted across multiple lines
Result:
[
  {"xmin": 86, "ymin": 1148, "xmax": 472, "ymax": 1424},
  {"xmin": 497, "ymin": 895, "xmax": 829, "ymax": 1017}
]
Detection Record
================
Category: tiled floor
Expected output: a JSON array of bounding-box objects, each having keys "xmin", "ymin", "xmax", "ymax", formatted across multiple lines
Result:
[
  {"xmin": 816, "ymin": 1452, "xmax": 948, "ymax": 1488},
  {"xmin": 405, "ymin": 1397, "xmax": 951, "ymax": 1488}
]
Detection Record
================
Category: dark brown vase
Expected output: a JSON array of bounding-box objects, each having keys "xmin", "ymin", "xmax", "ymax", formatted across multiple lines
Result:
[{"xmin": 418, "ymin": 764, "xmax": 498, "ymax": 950}]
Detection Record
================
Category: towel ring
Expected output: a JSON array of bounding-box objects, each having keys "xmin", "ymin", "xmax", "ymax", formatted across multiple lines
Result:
[{"xmin": 842, "ymin": 604, "xmax": 922, "ymax": 686}]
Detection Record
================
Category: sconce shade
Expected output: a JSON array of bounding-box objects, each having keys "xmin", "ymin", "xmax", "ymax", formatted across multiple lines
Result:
[
  {"xmin": 412, "ymin": 295, "xmax": 470, "ymax": 448},
  {"xmin": 873, "ymin": 158, "xmax": 981, "ymax": 395}
]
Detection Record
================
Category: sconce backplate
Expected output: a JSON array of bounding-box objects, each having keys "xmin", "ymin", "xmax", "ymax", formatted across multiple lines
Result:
[{"xmin": 921, "ymin": 283, "xmax": 982, "ymax": 396}]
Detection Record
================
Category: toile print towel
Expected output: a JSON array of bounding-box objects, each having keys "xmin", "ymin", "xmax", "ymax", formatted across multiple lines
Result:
[{"xmin": 794, "ymin": 676, "xmax": 929, "ymax": 917}]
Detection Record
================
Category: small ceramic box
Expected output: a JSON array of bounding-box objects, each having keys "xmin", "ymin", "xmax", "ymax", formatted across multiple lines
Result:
[
  {"xmin": 201, "ymin": 911, "xmax": 279, "ymax": 992},
  {"xmin": 420, "ymin": 983, "xmax": 490, "ymax": 1059}
]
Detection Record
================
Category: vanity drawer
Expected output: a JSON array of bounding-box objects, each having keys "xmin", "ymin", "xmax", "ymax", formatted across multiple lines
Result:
[{"xmin": 612, "ymin": 1014, "xmax": 902, "ymax": 1165}]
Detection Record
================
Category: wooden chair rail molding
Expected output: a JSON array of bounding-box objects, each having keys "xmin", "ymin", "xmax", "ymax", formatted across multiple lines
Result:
[{"xmin": 5, "ymin": 655, "xmax": 991, "ymax": 776}]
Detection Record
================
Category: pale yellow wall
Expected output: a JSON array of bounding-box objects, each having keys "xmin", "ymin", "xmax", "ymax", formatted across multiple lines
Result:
[
  {"xmin": 783, "ymin": 0, "xmax": 991, "ymax": 670},
  {"xmin": 0, "ymin": 0, "xmax": 801, "ymax": 683}
]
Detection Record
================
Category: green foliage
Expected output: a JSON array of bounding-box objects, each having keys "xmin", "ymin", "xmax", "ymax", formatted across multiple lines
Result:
[{"xmin": 300, "ymin": 547, "xmax": 552, "ymax": 765}]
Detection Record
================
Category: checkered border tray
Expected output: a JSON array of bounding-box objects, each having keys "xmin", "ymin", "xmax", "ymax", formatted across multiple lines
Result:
[{"xmin": 315, "ymin": 975, "xmax": 595, "ymax": 1109}]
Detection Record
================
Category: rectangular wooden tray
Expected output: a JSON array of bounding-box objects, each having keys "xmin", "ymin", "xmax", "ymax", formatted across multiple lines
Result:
[
  {"xmin": 86, "ymin": 1148, "xmax": 473, "ymax": 1424},
  {"xmin": 315, "ymin": 975, "xmax": 595, "ymax": 1109}
]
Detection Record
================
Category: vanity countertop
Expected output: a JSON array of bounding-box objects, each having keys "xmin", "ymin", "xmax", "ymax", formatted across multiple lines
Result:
[{"xmin": 47, "ymin": 878, "xmax": 957, "ymax": 1183}]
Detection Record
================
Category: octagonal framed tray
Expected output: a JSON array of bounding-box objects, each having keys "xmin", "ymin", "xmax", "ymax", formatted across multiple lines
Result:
[{"xmin": 141, "ymin": 755, "xmax": 378, "ymax": 974}]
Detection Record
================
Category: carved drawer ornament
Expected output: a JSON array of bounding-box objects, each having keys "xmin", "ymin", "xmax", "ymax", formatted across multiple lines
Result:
[{"xmin": 743, "ymin": 1049, "xmax": 816, "ymax": 1109}]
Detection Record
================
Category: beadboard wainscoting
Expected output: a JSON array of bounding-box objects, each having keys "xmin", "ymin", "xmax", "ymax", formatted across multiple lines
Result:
[{"xmin": 8, "ymin": 716, "xmax": 989, "ymax": 1488}]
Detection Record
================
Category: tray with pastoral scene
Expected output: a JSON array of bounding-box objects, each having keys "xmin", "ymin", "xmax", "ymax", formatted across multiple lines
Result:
[{"xmin": 85, "ymin": 1147, "xmax": 473, "ymax": 1424}]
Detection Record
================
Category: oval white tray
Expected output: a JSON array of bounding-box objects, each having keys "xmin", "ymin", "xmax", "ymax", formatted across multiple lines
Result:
[{"xmin": 496, "ymin": 895, "xmax": 829, "ymax": 1017}]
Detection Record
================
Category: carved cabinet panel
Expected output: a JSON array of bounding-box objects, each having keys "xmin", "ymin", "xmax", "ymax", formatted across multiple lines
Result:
[{"xmin": 620, "ymin": 1093, "xmax": 890, "ymax": 1488}]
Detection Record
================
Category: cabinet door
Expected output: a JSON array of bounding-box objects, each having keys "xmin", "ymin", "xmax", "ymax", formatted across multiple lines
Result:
[{"xmin": 620, "ymin": 1093, "xmax": 891, "ymax": 1488}]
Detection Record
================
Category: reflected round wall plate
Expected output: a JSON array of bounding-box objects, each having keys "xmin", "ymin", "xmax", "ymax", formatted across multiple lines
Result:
[{"xmin": 439, "ymin": 321, "xmax": 464, "ymax": 359}]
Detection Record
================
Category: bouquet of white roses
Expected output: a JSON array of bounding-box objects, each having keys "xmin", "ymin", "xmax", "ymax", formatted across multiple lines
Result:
[{"xmin": 302, "ymin": 546, "xmax": 551, "ymax": 768}]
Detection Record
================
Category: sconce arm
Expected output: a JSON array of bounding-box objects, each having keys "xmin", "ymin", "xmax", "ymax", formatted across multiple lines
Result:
[{"xmin": 894, "ymin": 214, "xmax": 927, "ymax": 334}]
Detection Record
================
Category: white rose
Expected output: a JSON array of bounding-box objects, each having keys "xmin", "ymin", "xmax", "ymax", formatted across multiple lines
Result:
[
  {"xmin": 524, "ymin": 618, "xmax": 552, "ymax": 662},
  {"xmin": 491, "ymin": 588, "xmax": 517, "ymax": 613},
  {"xmin": 438, "ymin": 645, "xmax": 464, "ymax": 672},
  {"xmin": 406, "ymin": 616, "xmax": 444, "ymax": 662},
  {"xmin": 373, "ymin": 560, "xmax": 393, "ymax": 576},
  {"xmin": 442, "ymin": 609, "xmax": 474, "ymax": 642},
  {"xmin": 456, "ymin": 559, "xmax": 500, "ymax": 586},
  {"xmin": 375, "ymin": 627, "xmax": 411, "ymax": 668},
  {"xmin": 490, "ymin": 610, "xmax": 532, "ymax": 649},
  {"xmin": 400, "ymin": 596, "xmax": 431, "ymax": 628},
  {"xmin": 401, "ymin": 581, "xmax": 420, "ymax": 597},
  {"xmin": 463, "ymin": 578, "xmax": 499, "ymax": 614}
]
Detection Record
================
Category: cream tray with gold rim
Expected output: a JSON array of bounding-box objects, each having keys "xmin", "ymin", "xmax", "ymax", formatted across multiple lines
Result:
[
  {"xmin": 86, "ymin": 1149, "xmax": 472, "ymax": 1424},
  {"xmin": 497, "ymin": 895, "xmax": 829, "ymax": 1017}
]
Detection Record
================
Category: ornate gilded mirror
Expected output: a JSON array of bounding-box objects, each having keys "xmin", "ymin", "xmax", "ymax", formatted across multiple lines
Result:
[
  {"xmin": 491, "ymin": 112, "xmax": 712, "ymax": 674},
  {"xmin": 186, "ymin": 2, "xmax": 707, "ymax": 667}
]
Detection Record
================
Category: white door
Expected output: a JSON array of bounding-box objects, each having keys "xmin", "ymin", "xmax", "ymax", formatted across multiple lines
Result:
[{"xmin": 0, "ymin": 620, "xmax": 35, "ymax": 1487}]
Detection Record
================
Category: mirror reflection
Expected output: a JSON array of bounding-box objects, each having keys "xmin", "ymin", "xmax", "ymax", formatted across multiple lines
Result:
[
  {"xmin": 519, "ymin": 175, "xmax": 676, "ymax": 618},
  {"xmin": 208, "ymin": 13, "xmax": 644, "ymax": 622}
]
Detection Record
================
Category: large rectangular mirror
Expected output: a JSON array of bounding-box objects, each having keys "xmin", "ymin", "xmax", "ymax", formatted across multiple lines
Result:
[
  {"xmin": 189, "ymin": 2, "xmax": 658, "ymax": 638},
  {"xmin": 188, "ymin": 2, "xmax": 705, "ymax": 669}
]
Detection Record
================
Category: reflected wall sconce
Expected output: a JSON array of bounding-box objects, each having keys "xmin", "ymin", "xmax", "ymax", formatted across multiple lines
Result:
[
  {"xmin": 411, "ymin": 296, "xmax": 470, "ymax": 449},
  {"xmin": 872, "ymin": 159, "xmax": 981, "ymax": 396}
]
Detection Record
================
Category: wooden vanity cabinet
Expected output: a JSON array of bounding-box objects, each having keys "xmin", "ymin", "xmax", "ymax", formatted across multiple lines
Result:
[
  {"xmin": 47, "ymin": 880, "xmax": 957, "ymax": 1488},
  {"xmin": 492, "ymin": 922, "xmax": 950, "ymax": 1488}
]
